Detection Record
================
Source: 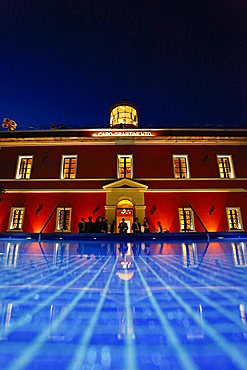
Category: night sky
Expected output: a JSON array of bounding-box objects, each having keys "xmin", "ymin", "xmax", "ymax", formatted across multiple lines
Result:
[{"xmin": 1, "ymin": 1, "xmax": 247, "ymax": 129}]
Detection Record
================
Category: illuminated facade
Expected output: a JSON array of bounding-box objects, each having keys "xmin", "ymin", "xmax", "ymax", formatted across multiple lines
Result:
[{"xmin": 0, "ymin": 100, "xmax": 247, "ymax": 234}]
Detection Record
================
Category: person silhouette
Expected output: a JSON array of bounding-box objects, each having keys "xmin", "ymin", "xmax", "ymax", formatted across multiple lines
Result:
[{"xmin": 118, "ymin": 218, "xmax": 128, "ymax": 233}]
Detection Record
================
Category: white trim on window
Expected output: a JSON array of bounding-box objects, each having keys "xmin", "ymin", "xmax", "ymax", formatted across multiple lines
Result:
[
  {"xmin": 15, "ymin": 156, "xmax": 33, "ymax": 179},
  {"xmin": 60, "ymin": 155, "xmax": 78, "ymax": 179},
  {"xmin": 55, "ymin": 207, "xmax": 72, "ymax": 232},
  {"xmin": 117, "ymin": 154, "xmax": 133, "ymax": 179},
  {"xmin": 178, "ymin": 207, "xmax": 195, "ymax": 232},
  {"xmin": 8, "ymin": 207, "xmax": 25, "ymax": 231},
  {"xmin": 226, "ymin": 207, "xmax": 243, "ymax": 231},
  {"xmin": 217, "ymin": 155, "xmax": 235, "ymax": 178},
  {"xmin": 173, "ymin": 154, "xmax": 190, "ymax": 179}
]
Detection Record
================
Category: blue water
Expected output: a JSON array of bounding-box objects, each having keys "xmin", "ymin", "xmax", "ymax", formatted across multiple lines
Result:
[{"xmin": 0, "ymin": 238, "xmax": 247, "ymax": 370}]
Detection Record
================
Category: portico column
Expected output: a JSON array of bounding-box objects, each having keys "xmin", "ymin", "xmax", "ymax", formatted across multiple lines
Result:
[
  {"xmin": 135, "ymin": 205, "xmax": 146, "ymax": 223},
  {"xmin": 105, "ymin": 205, "xmax": 116, "ymax": 223}
]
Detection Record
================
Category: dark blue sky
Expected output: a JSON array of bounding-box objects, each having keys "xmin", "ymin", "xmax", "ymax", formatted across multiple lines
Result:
[{"xmin": 1, "ymin": 1, "xmax": 247, "ymax": 129}]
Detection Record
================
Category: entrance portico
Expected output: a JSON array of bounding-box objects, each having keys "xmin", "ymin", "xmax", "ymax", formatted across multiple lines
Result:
[{"xmin": 103, "ymin": 179, "xmax": 147, "ymax": 232}]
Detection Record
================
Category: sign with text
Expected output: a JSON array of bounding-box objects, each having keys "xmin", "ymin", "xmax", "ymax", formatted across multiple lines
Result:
[{"xmin": 92, "ymin": 131, "xmax": 154, "ymax": 137}]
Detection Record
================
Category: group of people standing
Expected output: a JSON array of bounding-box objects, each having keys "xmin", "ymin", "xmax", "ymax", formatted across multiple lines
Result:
[
  {"xmin": 78, "ymin": 216, "xmax": 166, "ymax": 234},
  {"xmin": 118, "ymin": 217, "xmax": 150, "ymax": 234},
  {"xmin": 78, "ymin": 216, "xmax": 112, "ymax": 233}
]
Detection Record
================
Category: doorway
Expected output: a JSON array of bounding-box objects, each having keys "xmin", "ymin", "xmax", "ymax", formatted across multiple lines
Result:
[{"xmin": 116, "ymin": 199, "xmax": 134, "ymax": 233}]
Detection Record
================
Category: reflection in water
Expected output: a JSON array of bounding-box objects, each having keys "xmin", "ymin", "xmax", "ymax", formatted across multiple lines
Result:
[
  {"xmin": 232, "ymin": 242, "xmax": 247, "ymax": 267},
  {"xmin": 53, "ymin": 242, "xmax": 70, "ymax": 267},
  {"xmin": 49, "ymin": 305, "xmax": 67, "ymax": 341},
  {"xmin": 182, "ymin": 242, "xmax": 198, "ymax": 268},
  {"xmin": 116, "ymin": 243, "xmax": 136, "ymax": 342},
  {"xmin": 239, "ymin": 304, "xmax": 247, "ymax": 340},
  {"xmin": 4, "ymin": 243, "xmax": 19, "ymax": 269},
  {"xmin": 0, "ymin": 303, "xmax": 12, "ymax": 340},
  {"xmin": 116, "ymin": 243, "xmax": 134, "ymax": 281},
  {"xmin": 0, "ymin": 239, "xmax": 246, "ymax": 369},
  {"xmin": 117, "ymin": 306, "xmax": 135, "ymax": 341},
  {"xmin": 186, "ymin": 304, "xmax": 204, "ymax": 340}
]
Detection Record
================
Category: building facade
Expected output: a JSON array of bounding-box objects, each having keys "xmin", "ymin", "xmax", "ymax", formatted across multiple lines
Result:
[{"xmin": 0, "ymin": 101, "xmax": 247, "ymax": 234}]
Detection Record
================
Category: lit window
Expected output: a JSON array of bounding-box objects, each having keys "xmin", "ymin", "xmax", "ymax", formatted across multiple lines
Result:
[
  {"xmin": 173, "ymin": 155, "xmax": 190, "ymax": 179},
  {"xmin": 226, "ymin": 207, "xmax": 243, "ymax": 231},
  {"xmin": 182, "ymin": 243, "xmax": 198, "ymax": 268},
  {"xmin": 217, "ymin": 155, "xmax": 235, "ymax": 178},
  {"xmin": 110, "ymin": 105, "xmax": 138, "ymax": 127},
  {"xmin": 61, "ymin": 155, "xmax": 77, "ymax": 179},
  {"xmin": 16, "ymin": 156, "xmax": 33, "ymax": 179},
  {"xmin": 8, "ymin": 207, "xmax": 25, "ymax": 231},
  {"xmin": 55, "ymin": 207, "xmax": 72, "ymax": 232},
  {"xmin": 232, "ymin": 242, "xmax": 247, "ymax": 267},
  {"xmin": 117, "ymin": 155, "xmax": 133, "ymax": 178},
  {"xmin": 179, "ymin": 208, "xmax": 195, "ymax": 232}
]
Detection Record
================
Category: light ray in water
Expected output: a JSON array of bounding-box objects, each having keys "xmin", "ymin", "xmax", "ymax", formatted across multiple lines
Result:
[
  {"xmin": 0, "ymin": 239, "xmax": 246, "ymax": 370},
  {"xmin": 135, "ymin": 259, "xmax": 199, "ymax": 370},
  {"xmin": 140, "ymin": 256, "xmax": 247, "ymax": 370},
  {"xmin": 123, "ymin": 266, "xmax": 138, "ymax": 370},
  {"xmin": 160, "ymin": 247, "xmax": 247, "ymax": 288},
  {"xmin": 69, "ymin": 257, "xmax": 118, "ymax": 370},
  {"xmin": 1, "ymin": 255, "xmax": 87, "ymax": 303},
  {"xmin": 5, "ymin": 257, "xmax": 103, "ymax": 336},
  {"xmin": 154, "ymin": 256, "xmax": 246, "ymax": 329},
  {"xmin": 0, "ymin": 243, "xmax": 84, "ymax": 301},
  {"xmin": 7, "ymin": 257, "xmax": 111, "ymax": 370}
]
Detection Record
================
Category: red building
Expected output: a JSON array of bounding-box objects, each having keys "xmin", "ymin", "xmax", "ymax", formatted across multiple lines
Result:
[{"xmin": 0, "ymin": 101, "xmax": 247, "ymax": 234}]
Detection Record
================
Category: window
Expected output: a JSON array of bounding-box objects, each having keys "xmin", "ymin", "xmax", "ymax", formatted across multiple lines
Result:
[
  {"xmin": 173, "ymin": 155, "xmax": 190, "ymax": 178},
  {"xmin": 8, "ymin": 207, "xmax": 25, "ymax": 231},
  {"xmin": 55, "ymin": 207, "xmax": 72, "ymax": 232},
  {"xmin": 61, "ymin": 155, "xmax": 77, "ymax": 179},
  {"xmin": 232, "ymin": 242, "xmax": 247, "ymax": 267},
  {"xmin": 182, "ymin": 243, "xmax": 198, "ymax": 268},
  {"xmin": 16, "ymin": 156, "xmax": 33, "ymax": 179},
  {"xmin": 226, "ymin": 207, "xmax": 243, "ymax": 231},
  {"xmin": 110, "ymin": 105, "xmax": 138, "ymax": 127},
  {"xmin": 217, "ymin": 155, "xmax": 235, "ymax": 178},
  {"xmin": 179, "ymin": 208, "xmax": 195, "ymax": 232},
  {"xmin": 117, "ymin": 155, "xmax": 133, "ymax": 178}
]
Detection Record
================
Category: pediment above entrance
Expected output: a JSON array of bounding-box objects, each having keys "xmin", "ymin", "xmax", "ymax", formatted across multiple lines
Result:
[{"xmin": 103, "ymin": 178, "xmax": 148, "ymax": 190}]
